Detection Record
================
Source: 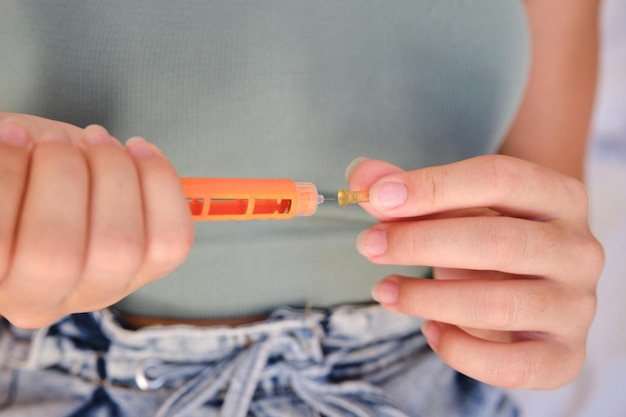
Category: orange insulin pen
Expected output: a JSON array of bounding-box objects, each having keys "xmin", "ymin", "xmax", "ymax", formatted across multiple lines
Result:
[{"xmin": 180, "ymin": 178, "xmax": 370, "ymax": 221}]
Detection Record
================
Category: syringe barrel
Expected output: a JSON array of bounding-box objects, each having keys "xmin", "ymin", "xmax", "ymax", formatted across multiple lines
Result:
[{"xmin": 181, "ymin": 178, "xmax": 319, "ymax": 221}]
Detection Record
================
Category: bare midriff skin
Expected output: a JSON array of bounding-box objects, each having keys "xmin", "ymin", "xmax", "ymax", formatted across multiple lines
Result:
[{"xmin": 120, "ymin": 313, "xmax": 268, "ymax": 329}]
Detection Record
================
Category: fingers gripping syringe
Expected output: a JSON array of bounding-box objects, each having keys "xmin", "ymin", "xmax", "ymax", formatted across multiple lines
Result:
[{"xmin": 181, "ymin": 178, "xmax": 369, "ymax": 221}]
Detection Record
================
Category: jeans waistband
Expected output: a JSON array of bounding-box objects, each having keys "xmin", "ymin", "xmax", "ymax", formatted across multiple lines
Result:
[{"xmin": 1, "ymin": 305, "xmax": 428, "ymax": 417}]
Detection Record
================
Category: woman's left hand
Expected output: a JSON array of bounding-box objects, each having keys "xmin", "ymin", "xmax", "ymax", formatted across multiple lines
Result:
[{"xmin": 347, "ymin": 155, "xmax": 604, "ymax": 390}]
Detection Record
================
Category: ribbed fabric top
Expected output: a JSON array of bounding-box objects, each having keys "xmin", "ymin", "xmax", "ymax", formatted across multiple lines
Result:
[{"xmin": 0, "ymin": 1, "xmax": 529, "ymax": 318}]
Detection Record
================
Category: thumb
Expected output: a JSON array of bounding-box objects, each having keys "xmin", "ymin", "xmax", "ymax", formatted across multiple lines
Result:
[{"xmin": 345, "ymin": 157, "xmax": 405, "ymax": 220}]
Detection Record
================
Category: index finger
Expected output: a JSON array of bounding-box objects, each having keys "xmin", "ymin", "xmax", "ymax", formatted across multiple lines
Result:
[{"xmin": 351, "ymin": 155, "xmax": 589, "ymax": 222}]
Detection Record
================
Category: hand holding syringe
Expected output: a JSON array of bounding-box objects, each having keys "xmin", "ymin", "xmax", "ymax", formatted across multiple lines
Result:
[{"xmin": 181, "ymin": 178, "xmax": 369, "ymax": 220}]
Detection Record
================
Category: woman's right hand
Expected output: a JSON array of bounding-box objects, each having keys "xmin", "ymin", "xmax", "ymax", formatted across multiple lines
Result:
[{"xmin": 0, "ymin": 113, "xmax": 194, "ymax": 328}]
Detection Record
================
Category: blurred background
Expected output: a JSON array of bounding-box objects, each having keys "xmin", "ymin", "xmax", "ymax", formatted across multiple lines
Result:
[{"xmin": 510, "ymin": 0, "xmax": 626, "ymax": 415}]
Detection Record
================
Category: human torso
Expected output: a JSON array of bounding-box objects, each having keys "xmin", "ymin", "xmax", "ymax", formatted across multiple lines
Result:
[{"xmin": 0, "ymin": 0, "xmax": 529, "ymax": 319}]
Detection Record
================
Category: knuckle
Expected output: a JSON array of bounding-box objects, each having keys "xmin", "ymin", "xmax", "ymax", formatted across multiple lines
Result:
[
  {"xmin": 583, "ymin": 289, "xmax": 598, "ymax": 321},
  {"xmin": 572, "ymin": 288, "xmax": 597, "ymax": 331},
  {"xmin": 563, "ymin": 176, "xmax": 590, "ymax": 214},
  {"xmin": 472, "ymin": 285, "xmax": 520, "ymax": 329},
  {"xmin": 391, "ymin": 222, "xmax": 422, "ymax": 261},
  {"xmin": 147, "ymin": 228, "xmax": 193, "ymax": 272},
  {"xmin": 542, "ymin": 346, "xmax": 585, "ymax": 390},
  {"xmin": 546, "ymin": 282, "xmax": 596, "ymax": 338},
  {"xmin": 482, "ymin": 219, "xmax": 528, "ymax": 269},
  {"xmin": 580, "ymin": 235, "xmax": 605, "ymax": 280},
  {"xmin": 564, "ymin": 227, "xmax": 605, "ymax": 283},
  {"xmin": 481, "ymin": 154, "xmax": 519, "ymax": 201},
  {"xmin": 411, "ymin": 168, "xmax": 445, "ymax": 207},
  {"xmin": 566, "ymin": 347, "xmax": 586, "ymax": 382}
]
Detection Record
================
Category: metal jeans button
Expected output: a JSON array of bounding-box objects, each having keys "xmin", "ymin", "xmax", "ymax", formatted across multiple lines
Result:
[{"xmin": 135, "ymin": 358, "xmax": 165, "ymax": 391}]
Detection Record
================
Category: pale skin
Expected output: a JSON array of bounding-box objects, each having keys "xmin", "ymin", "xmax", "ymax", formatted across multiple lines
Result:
[
  {"xmin": 0, "ymin": 120, "xmax": 194, "ymax": 329},
  {"xmin": 0, "ymin": 0, "xmax": 603, "ymax": 390},
  {"xmin": 352, "ymin": 0, "xmax": 604, "ymax": 390}
]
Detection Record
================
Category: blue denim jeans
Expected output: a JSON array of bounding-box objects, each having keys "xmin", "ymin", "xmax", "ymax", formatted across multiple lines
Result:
[{"xmin": 0, "ymin": 305, "xmax": 517, "ymax": 416}]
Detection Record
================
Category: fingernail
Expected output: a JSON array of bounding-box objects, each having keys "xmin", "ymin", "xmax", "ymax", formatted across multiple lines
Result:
[
  {"xmin": 0, "ymin": 121, "xmax": 31, "ymax": 148},
  {"xmin": 372, "ymin": 278, "xmax": 399, "ymax": 305},
  {"xmin": 126, "ymin": 136, "xmax": 155, "ymax": 159},
  {"xmin": 357, "ymin": 229, "xmax": 387, "ymax": 257},
  {"xmin": 83, "ymin": 125, "xmax": 112, "ymax": 145},
  {"xmin": 370, "ymin": 182, "xmax": 407, "ymax": 209},
  {"xmin": 421, "ymin": 321, "xmax": 440, "ymax": 347},
  {"xmin": 345, "ymin": 157, "xmax": 369, "ymax": 181}
]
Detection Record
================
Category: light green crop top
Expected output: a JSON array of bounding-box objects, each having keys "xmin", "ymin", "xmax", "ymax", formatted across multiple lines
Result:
[{"xmin": 0, "ymin": 1, "xmax": 530, "ymax": 319}]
